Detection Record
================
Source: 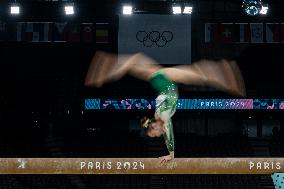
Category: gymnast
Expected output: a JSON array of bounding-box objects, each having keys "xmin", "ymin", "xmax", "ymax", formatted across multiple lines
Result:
[{"xmin": 84, "ymin": 51, "xmax": 246, "ymax": 165}]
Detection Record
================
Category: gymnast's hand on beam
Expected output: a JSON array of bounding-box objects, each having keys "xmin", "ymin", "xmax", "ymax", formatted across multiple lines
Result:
[{"xmin": 159, "ymin": 154, "xmax": 174, "ymax": 165}]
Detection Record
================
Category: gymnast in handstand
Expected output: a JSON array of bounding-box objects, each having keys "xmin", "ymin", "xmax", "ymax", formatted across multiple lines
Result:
[{"xmin": 84, "ymin": 51, "xmax": 246, "ymax": 164}]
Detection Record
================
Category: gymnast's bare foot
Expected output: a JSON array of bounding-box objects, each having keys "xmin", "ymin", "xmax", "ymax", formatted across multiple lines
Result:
[
  {"xmin": 228, "ymin": 60, "xmax": 246, "ymax": 97},
  {"xmin": 84, "ymin": 51, "xmax": 117, "ymax": 87},
  {"xmin": 192, "ymin": 59, "xmax": 246, "ymax": 97},
  {"xmin": 217, "ymin": 60, "xmax": 246, "ymax": 97}
]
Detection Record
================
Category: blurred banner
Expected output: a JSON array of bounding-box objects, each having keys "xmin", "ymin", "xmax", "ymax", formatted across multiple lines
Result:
[
  {"xmin": 53, "ymin": 22, "xmax": 68, "ymax": 42},
  {"xmin": 281, "ymin": 23, "xmax": 284, "ymax": 43},
  {"xmin": 235, "ymin": 23, "xmax": 250, "ymax": 43},
  {"xmin": 84, "ymin": 98, "xmax": 284, "ymax": 110},
  {"xmin": 23, "ymin": 22, "xmax": 53, "ymax": 42},
  {"xmin": 0, "ymin": 21, "xmax": 9, "ymax": 41},
  {"xmin": 68, "ymin": 23, "xmax": 81, "ymax": 42},
  {"xmin": 250, "ymin": 23, "xmax": 264, "ymax": 43},
  {"xmin": 81, "ymin": 23, "xmax": 93, "ymax": 43},
  {"xmin": 204, "ymin": 22, "xmax": 284, "ymax": 43},
  {"xmin": 3, "ymin": 21, "xmax": 110, "ymax": 43},
  {"xmin": 0, "ymin": 158, "xmax": 284, "ymax": 174},
  {"xmin": 118, "ymin": 14, "xmax": 192, "ymax": 64},
  {"xmin": 204, "ymin": 23, "xmax": 217, "ymax": 43},
  {"xmin": 217, "ymin": 23, "xmax": 235, "ymax": 43},
  {"xmin": 266, "ymin": 23, "xmax": 280, "ymax": 43}
]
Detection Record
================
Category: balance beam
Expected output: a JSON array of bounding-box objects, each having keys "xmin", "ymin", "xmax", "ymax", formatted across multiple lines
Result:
[{"xmin": 0, "ymin": 158, "xmax": 283, "ymax": 174}]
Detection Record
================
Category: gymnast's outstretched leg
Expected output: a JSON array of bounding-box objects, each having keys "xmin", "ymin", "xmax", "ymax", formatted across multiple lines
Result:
[
  {"xmin": 161, "ymin": 59, "xmax": 245, "ymax": 96},
  {"xmin": 85, "ymin": 52, "xmax": 162, "ymax": 87}
]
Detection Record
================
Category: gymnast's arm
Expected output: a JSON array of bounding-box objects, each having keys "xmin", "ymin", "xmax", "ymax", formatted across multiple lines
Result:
[
  {"xmin": 159, "ymin": 111, "xmax": 175, "ymax": 159},
  {"xmin": 163, "ymin": 119, "xmax": 175, "ymax": 158}
]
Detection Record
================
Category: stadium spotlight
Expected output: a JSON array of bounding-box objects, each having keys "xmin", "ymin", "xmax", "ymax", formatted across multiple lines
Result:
[
  {"xmin": 172, "ymin": 4, "xmax": 182, "ymax": 14},
  {"xmin": 64, "ymin": 3, "xmax": 75, "ymax": 15},
  {"xmin": 122, "ymin": 5, "xmax": 133, "ymax": 15},
  {"xmin": 242, "ymin": 0, "xmax": 263, "ymax": 16},
  {"xmin": 183, "ymin": 4, "xmax": 193, "ymax": 14},
  {"xmin": 259, "ymin": 4, "xmax": 268, "ymax": 15},
  {"xmin": 10, "ymin": 4, "xmax": 20, "ymax": 15}
]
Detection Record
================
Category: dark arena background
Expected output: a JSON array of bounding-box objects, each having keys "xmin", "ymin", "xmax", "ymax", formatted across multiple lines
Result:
[{"xmin": 0, "ymin": 0, "xmax": 284, "ymax": 188}]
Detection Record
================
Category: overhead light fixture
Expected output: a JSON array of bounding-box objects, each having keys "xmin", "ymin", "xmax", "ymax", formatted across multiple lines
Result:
[
  {"xmin": 123, "ymin": 5, "xmax": 133, "ymax": 15},
  {"xmin": 64, "ymin": 4, "xmax": 74, "ymax": 15},
  {"xmin": 10, "ymin": 4, "xmax": 20, "ymax": 15},
  {"xmin": 260, "ymin": 4, "xmax": 268, "ymax": 15},
  {"xmin": 183, "ymin": 5, "xmax": 193, "ymax": 14},
  {"xmin": 242, "ymin": 0, "xmax": 263, "ymax": 16},
  {"xmin": 172, "ymin": 4, "xmax": 182, "ymax": 14}
]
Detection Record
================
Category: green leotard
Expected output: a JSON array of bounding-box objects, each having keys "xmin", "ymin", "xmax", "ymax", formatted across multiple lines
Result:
[{"xmin": 149, "ymin": 70, "xmax": 178, "ymax": 153}]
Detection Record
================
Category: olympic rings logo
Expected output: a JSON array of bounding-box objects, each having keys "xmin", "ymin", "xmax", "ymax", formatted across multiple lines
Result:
[{"xmin": 136, "ymin": 31, "xmax": 173, "ymax": 47}]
